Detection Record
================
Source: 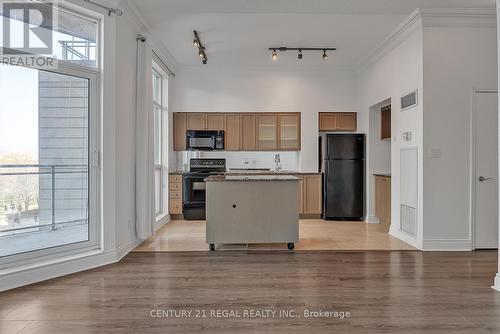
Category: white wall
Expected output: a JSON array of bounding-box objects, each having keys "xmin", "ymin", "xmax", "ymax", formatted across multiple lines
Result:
[
  {"xmin": 113, "ymin": 11, "xmax": 139, "ymax": 247},
  {"xmin": 357, "ymin": 16, "xmax": 424, "ymax": 248},
  {"xmin": 170, "ymin": 68, "xmax": 358, "ymax": 172},
  {"xmin": 422, "ymin": 26, "xmax": 498, "ymax": 250}
]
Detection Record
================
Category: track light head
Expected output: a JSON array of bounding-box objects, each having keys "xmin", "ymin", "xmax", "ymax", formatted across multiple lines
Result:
[
  {"xmin": 298, "ymin": 49, "xmax": 303, "ymax": 60},
  {"xmin": 202, "ymin": 58, "xmax": 207, "ymax": 65},
  {"xmin": 199, "ymin": 47, "xmax": 205, "ymax": 58},
  {"xmin": 271, "ymin": 49, "xmax": 278, "ymax": 61},
  {"xmin": 322, "ymin": 50, "xmax": 328, "ymax": 60},
  {"xmin": 193, "ymin": 38, "xmax": 199, "ymax": 47}
]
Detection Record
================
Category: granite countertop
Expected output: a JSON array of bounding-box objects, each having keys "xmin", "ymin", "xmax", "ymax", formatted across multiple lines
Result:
[
  {"xmin": 170, "ymin": 170, "xmax": 320, "ymax": 175},
  {"xmin": 205, "ymin": 175, "xmax": 300, "ymax": 182}
]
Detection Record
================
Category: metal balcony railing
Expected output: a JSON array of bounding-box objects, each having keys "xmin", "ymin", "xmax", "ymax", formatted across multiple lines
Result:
[
  {"xmin": 59, "ymin": 40, "xmax": 96, "ymax": 62},
  {"xmin": 0, "ymin": 164, "xmax": 88, "ymax": 235}
]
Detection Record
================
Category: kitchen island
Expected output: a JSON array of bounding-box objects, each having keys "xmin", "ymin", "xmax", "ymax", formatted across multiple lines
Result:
[{"xmin": 205, "ymin": 175, "xmax": 300, "ymax": 251}]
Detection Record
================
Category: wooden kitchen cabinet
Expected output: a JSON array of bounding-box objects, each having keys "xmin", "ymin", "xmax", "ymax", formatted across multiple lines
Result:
[
  {"xmin": 169, "ymin": 174, "xmax": 183, "ymax": 216},
  {"xmin": 303, "ymin": 174, "xmax": 322, "ymax": 215},
  {"xmin": 375, "ymin": 175, "xmax": 391, "ymax": 231},
  {"xmin": 173, "ymin": 113, "xmax": 187, "ymax": 151},
  {"xmin": 206, "ymin": 114, "xmax": 225, "ymax": 130},
  {"xmin": 241, "ymin": 114, "xmax": 256, "ymax": 150},
  {"xmin": 224, "ymin": 114, "xmax": 241, "ymax": 150},
  {"xmin": 172, "ymin": 112, "xmax": 301, "ymax": 151},
  {"xmin": 257, "ymin": 114, "xmax": 278, "ymax": 150},
  {"xmin": 279, "ymin": 114, "xmax": 301, "ymax": 151},
  {"xmin": 319, "ymin": 112, "xmax": 357, "ymax": 132},
  {"xmin": 187, "ymin": 114, "xmax": 206, "ymax": 130}
]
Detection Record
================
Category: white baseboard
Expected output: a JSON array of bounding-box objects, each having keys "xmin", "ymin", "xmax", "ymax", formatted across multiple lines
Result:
[
  {"xmin": 366, "ymin": 216, "xmax": 380, "ymax": 224},
  {"xmin": 0, "ymin": 237, "xmax": 142, "ymax": 292},
  {"xmin": 422, "ymin": 239, "xmax": 472, "ymax": 251},
  {"xmin": 493, "ymin": 273, "xmax": 500, "ymax": 292},
  {"xmin": 389, "ymin": 227, "xmax": 420, "ymax": 249},
  {"xmin": 154, "ymin": 214, "xmax": 171, "ymax": 233}
]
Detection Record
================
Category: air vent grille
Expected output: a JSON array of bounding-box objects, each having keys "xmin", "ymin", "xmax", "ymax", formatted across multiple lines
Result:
[
  {"xmin": 401, "ymin": 90, "xmax": 418, "ymax": 111},
  {"xmin": 401, "ymin": 205, "xmax": 417, "ymax": 236}
]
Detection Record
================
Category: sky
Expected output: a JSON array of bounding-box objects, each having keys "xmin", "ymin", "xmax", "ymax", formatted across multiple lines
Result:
[{"xmin": 0, "ymin": 13, "xmax": 96, "ymax": 160}]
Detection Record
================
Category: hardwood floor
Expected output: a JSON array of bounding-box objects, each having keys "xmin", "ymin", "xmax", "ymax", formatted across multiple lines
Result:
[
  {"xmin": 1, "ymin": 251, "xmax": 499, "ymax": 333},
  {"xmin": 135, "ymin": 219, "xmax": 415, "ymax": 252}
]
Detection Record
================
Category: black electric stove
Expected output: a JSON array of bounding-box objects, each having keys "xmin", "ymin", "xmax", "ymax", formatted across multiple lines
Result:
[{"xmin": 183, "ymin": 158, "xmax": 226, "ymax": 220}]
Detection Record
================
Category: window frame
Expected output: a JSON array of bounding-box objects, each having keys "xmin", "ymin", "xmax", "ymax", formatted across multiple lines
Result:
[
  {"xmin": 152, "ymin": 63, "xmax": 168, "ymax": 221},
  {"xmin": 0, "ymin": 6, "xmax": 102, "ymax": 269}
]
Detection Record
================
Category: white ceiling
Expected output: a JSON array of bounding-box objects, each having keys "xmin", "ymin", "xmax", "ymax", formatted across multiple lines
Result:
[{"xmin": 129, "ymin": 0, "xmax": 496, "ymax": 69}]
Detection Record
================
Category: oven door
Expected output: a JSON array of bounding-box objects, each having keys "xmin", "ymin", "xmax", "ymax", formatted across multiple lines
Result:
[{"xmin": 183, "ymin": 174, "xmax": 208, "ymax": 220}]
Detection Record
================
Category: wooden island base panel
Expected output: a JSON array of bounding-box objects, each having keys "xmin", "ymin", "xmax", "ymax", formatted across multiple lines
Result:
[{"xmin": 0, "ymin": 251, "xmax": 498, "ymax": 333}]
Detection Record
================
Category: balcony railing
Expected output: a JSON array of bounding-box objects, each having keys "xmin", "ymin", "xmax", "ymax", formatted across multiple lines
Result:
[
  {"xmin": 0, "ymin": 164, "xmax": 88, "ymax": 236},
  {"xmin": 59, "ymin": 40, "xmax": 96, "ymax": 65}
]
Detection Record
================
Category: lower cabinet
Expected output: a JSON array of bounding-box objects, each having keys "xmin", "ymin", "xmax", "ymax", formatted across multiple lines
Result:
[
  {"xmin": 375, "ymin": 175, "xmax": 391, "ymax": 231},
  {"xmin": 303, "ymin": 175, "xmax": 323, "ymax": 215},
  {"xmin": 169, "ymin": 174, "xmax": 183, "ymax": 216},
  {"xmin": 294, "ymin": 174, "xmax": 322, "ymax": 216}
]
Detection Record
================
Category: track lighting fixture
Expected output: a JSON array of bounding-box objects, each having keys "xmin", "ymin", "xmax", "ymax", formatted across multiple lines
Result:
[
  {"xmin": 192, "ymin": 30, "xmax": 208, "ymax": 65},
  {"xmin": 272, "ymin": 49, "xmax": 278, "ymax": 61},
  {"xmin": 268, "ymin": 47, "xmax": 336, "ymax": 61}
]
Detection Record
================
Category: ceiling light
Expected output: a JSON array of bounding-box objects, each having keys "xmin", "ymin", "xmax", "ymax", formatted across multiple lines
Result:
[
  {"xmin": 193, "ymin": 30, "xmax": 208, "ymax": 65},
  {"xmin": 322, "ymin": 50, "xmax": 328, "ymax": 60},
  {"xmin": 272, "ymin": 49, "xmax": 278, "ymax": 61},
  {"xmin": 298, "ymin": 49, "xmax": 303, "ymax": 60}
]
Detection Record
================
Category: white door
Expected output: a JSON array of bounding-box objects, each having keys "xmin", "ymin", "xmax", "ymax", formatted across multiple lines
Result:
[{"xmin": 474, "ymin": 91, "xmax": 498, "ymax": 249}]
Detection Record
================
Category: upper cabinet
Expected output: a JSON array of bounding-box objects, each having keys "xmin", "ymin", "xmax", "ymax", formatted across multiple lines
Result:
[
  {"xmin": 173, "ymin": 113, "xmax": 187, "ymax": 151},
  {"xmin": 241, "ymin": 114, "xmax": 256, "ymax": 151},
  {"xmin": 173, "ymin": 112, "xmax": 301, "ymax": 151},
  {"xmin": 187, "ymin": 114, "xmax": 206, "ymax": 130},
  {"xmin": 224, "ymin": 114, "xmax": 241, "ymax": 151},
  {"xmin": 206, "ymin": 114, "xmax": 225, "ymax": 131},
  {"xmin": 257, "ymin": 114, "xmax": 278, "ymax": 150},
  {"xmin": 279, "ymin": 114, "xmax": 301, "ymax": 151},
  {"xmin": 319, "ymin": 112, "xmax": 357, "ymax": 132}
]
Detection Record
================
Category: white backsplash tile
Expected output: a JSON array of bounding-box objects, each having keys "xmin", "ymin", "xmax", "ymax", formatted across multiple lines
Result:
[{"xmin": 175, "ymin": 151, "xmax": 299, "ymax": 172}]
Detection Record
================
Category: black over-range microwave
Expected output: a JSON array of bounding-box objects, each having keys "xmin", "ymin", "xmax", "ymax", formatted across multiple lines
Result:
[{"xmin": 186, "ymin": 130, "xmax": 224, "ymax": 151}]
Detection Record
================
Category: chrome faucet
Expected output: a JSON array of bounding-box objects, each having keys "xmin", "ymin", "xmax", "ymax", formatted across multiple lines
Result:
[{"xmin": 274, "ymin": 154, "xmax": 282, "ymax": 171}]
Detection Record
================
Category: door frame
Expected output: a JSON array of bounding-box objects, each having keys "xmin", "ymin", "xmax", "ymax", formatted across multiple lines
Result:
[{"xmin": 470, "ymin": 88, "xmax": 498, "ymax": 250}]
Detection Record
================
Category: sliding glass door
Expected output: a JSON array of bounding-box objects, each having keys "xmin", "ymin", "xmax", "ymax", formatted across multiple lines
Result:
[{"xmin": 0, "ymin": 5, "xmax": 100, "ymax": 265}]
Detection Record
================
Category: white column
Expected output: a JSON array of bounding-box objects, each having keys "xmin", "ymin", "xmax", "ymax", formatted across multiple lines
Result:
[{"xmin": 495, "ymin": 0, "xmax": 500, "ymax": 293}]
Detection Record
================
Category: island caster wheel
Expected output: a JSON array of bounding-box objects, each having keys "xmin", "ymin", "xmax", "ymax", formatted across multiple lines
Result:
[
  {"xmin": 287, "ymin": 243, "xmax": 295, "ymax": 250},
  {"xmin": 209, "ymin": 244, "xmax": 215, "ymax": 251}
]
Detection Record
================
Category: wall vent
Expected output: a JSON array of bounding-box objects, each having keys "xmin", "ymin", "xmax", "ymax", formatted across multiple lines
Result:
[
  {"xmin": 400, "ymin": 205, "xmax": 417, "ymax": 236},
  {"xmin": 401, "ymin": 90, "xmax": 418, "ymax": 111}
]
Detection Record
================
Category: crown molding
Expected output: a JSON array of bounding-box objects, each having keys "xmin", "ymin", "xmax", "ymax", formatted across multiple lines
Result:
[
  {"xmin": 118, "ymin": 0, "xmax": 178, "ymax": 73},
  {"xmin": 357, "ymin": 7, "xmax": 496, "ymax": 74},
  {"xmin": 420, "ymin": 8, "xmax": 497, "ymax": 28},
  {"xmin": 356, "ymin": 9, "xmax": 422, "ymax": 74}
]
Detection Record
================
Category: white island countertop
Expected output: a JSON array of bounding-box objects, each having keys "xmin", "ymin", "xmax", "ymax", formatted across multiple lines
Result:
[{"xmin": 205, "ymin": 175, "xmax": 300, "ymax": 182}]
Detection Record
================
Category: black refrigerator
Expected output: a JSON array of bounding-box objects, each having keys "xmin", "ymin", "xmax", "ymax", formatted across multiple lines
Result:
[{"xmin": 319, "ymin": 134, "xmax": 365, "ymax": 220}]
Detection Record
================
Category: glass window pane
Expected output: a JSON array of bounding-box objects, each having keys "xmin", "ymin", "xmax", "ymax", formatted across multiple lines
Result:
[
  {"xmin": 0, "ymin": 64, "xmax": 90, "ymax": 257},
  {"xmin": 1, "ymin": 5, "xmax": 98, "ymax": 67},
  {"xmin": 153, "ymin": 71, "xmax": 161, "ymax": 104}
]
